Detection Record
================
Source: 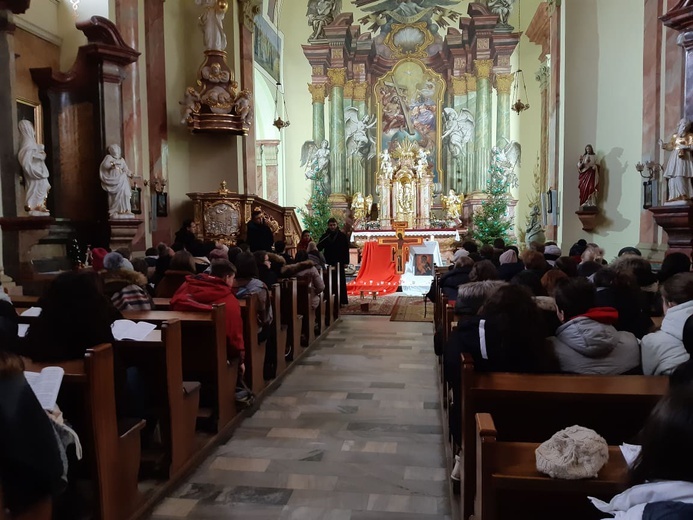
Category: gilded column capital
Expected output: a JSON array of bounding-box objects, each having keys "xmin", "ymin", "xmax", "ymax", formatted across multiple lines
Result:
[
  {"xmin": 238, "ymin": 0, "xmax": 261, "ymax": 32},
  {"xmin": 450, "ymin": 77, "xmax": 467, "ymax": 96},
  {"xmin": 494, "ymin": 73, "xmax": 514, "ymax": 94},
  {"xmin": 474, "ymin": 59, "xmax": 495, "ymax": 80},
  {"xmin": 464, "ymin": 73, "xmax": 477, "ymax": 92},
  {"xmin": 326, "ymin": 67, "xmax": 347, "ymax": 88},
  {"xmin": 353, "ymin": 81, "xmax": 369, "ymax": 101},
  {"xmin": 308, "ymin": 83, "xmax": 327, "ymax": 104},
  {"xmin": 344, "ymin": 79, "xmax": 355, "ymax": 99}
]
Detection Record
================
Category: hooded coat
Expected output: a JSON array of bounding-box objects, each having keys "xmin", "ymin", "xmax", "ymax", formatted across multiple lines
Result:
[
  {"xmin": 170, "ymin": 274, "xmax": 244, "ymax": 358},
  {"xmin": 641, "ymin": 300, "xmax": 693, "ymax": 375},
  {"xmin": 282, "ymin": 260, "xmax": 325, "ymax": 309},
  {"xmin": 102, "ymin": 269, "xmax": 153, "ymax": 311},
  {"xmin": 548, "ymin": 307, "xmax": 641, "ymax": 374}
]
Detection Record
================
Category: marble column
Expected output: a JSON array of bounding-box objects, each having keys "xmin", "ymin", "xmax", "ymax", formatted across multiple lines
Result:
[
  {"xmin": 344, "ymin": 79, "xmax": 355, "ymax": 197},
  {"xmin": 144, "ymin": 0, "xmax": 171, "ymax": 245},
  {"xmin": 494, "ymin": 73, "xmax": 514, "ymax": 147},
  {"xmin": 308, "ymin": 83, "xmax": 326, "ymax": 144},
  {"xmin": 450, "ymin": 76, "xmax": 467, "ymax": 194},
  {"xmin": 327, "ymin": 67, "xmax": 347, "ymax": 197},
  {"xmin": 474, "ymin": 59, "xmax": 494, "ymax": 193},
  {"xmin": 464, "ymin": 73, "xmax": 478, "ymax": 195},
  {"xmin": 239, "ymin": 0, "xmax": 260, "ymax": 196},
  {"xmin": 535, "ymin": 62, "xmax": 550, "ymax": 194},
  {"xmin": 0, "ymin": 11, "xmax": 18, "ymax": 282},
  {"xmin": 353, "ymin": 81, "xmax": 370, "ymax": 197}
]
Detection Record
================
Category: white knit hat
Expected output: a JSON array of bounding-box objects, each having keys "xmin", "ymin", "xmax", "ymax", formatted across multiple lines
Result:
[{"xmin": 535, "ymin": 425, "xmax": 609, "ymax": 479}]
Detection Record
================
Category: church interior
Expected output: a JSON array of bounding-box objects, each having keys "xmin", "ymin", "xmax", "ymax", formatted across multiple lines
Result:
[{"xmin": 3, "ymin": 0, "xmax": 693, "ymax": 519}]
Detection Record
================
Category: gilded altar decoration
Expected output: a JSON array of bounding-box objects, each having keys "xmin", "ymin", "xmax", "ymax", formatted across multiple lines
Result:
[
  {"xmin": 204, "ymin": 201, "xmax": 241, "ymax": 240},
  {"xmin": 377, "ymin": 140, "xmax": 434, "ymax": 229},
  {"xmin": 384, "ymin": 21, "xmax": 435, "ymax": 59},
  {"xmin": 441, "ymin": 189, "xmax": 462, "ymax": 221},
  {"xmin": 181, "ymin": 0, "xmax": 253, "ymax": 135}
]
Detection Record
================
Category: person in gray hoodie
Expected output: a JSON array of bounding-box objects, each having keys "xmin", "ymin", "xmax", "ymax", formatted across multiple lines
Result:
[
  {"xmin": 548, "ymin": 277, "xmax": 641, "ymax": 374},
  {"xmin": 641, "ymin": 272, "xmax": 693, "ymax": 375}
]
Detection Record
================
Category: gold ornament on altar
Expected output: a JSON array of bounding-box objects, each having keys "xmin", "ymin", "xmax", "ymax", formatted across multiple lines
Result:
[{"xmin": 441, "ymin": 189, "xmax": 463, "ymax": 220}]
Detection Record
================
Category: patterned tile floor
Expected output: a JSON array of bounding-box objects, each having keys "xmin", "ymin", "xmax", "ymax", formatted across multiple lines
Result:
[{"xmin": 149, "ymin": 315, "xmax": 451, "ymax": 520}]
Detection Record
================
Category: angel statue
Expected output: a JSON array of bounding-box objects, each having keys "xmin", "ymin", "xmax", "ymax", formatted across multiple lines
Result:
[
  {"xmin": 345, "ymin": 107, "xmax": 377, "ymax": 161},
  {"xmin": 379, "ymin": 149, "xmax": 394, "ymax": 180},
  {"xmin": 525, "ymin": 204, "xmax": 545, "ymax": 246},
  {"xmin": 306, "ymin": 0, "xmax": 341, "ymax": 41},
  {"xmin": 351, "ymin": 192, "xmax": 366, "ymax": 224},
  {"xmin": 196, "ymin": 0, "xmax": 228, "ymax": 52},
  {"xmin": 301, "ymin": 139, "xmax": 331, "ymax": 195},
  {"xmin": 17, "ymin": 120, "xmax": 51, "ymax": 216},
  {"xmin": 365, "ymin": 194, "xmax": 373, "ymax": 220},
  {"xmin": 441, "ymin": 189, "xmax": 462, "ymax": 220},
  {"xmin": 180, "ymin": 87, "xmax": 200, "ymax": 124},
  {"xmin": 488, "ymin": 0, "xmax": 516, "ymax": 28},
  {"xmin": 495, "ymin": 139, "xmax": 522, "ymax": 187},
  {"xmin": 442, "ymin": 107, "xmax": 475, "ymax": 157},
  {"xmin": 416, "ymin": 148, "xmax": 430, "ymax": 176}
]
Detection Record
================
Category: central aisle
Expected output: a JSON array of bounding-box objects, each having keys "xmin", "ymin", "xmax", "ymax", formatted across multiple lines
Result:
[{"xmin": 151, "ymin": 315, "xmax": 451, "ymax": 520}]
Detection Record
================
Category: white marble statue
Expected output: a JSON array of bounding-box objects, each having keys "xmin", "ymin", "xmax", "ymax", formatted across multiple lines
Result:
[
  {"xmin": 301, "ymin": 139, "xmax": 331, "ymax": 195},
  {"xmin": 442, "ymin": 107, "xmax": 475, "ymax": 157},
  {"xmin": 196, "ymin": 0, "xmax": 228, "ymax": 52},
  {"xmin": 306, "ymin": 0, "xmax": 340, "ymax": 41},
  {"xmin": 416, "ymin": 148, "xmax": 430, "ymax": 176},
  {"xmin": 17, "ymin": 120, "xmax": 51, "ymax": 216},
  {"xmin": 345, "ymin": 107, "xmax": 377, "ymax": 160},
  {"xmin": 380, "ymin": 149, "xmax": 394, "ymax": 179},
  {"xmin": 99, "ymin": 144, "xmax": 134, "ymax": 219},
  {"xmin": 488, "ymin": 0, "xmax": 516, "ymax": 27},
  {"xmin": 660, "ymin": 118, "xmax": 693, "ymax": 202}
]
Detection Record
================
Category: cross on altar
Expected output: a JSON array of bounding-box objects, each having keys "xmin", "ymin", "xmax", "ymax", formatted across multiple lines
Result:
[{"xmin": 377, "ymin": 221, "xmax": 424, "ymax": 274}]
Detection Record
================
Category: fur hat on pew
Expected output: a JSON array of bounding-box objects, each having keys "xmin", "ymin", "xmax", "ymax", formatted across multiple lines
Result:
[{"xmin": 535, "ymin": 425, "xmax": 609, "ymax": 480}]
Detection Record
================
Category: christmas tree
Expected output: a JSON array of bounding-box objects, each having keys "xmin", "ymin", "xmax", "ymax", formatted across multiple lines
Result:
[
  {"xmin": 299, "ymin": 171, "xmax": 332, "ymax": 239},
  {"xmin": 472, "ymin": 151, "xmax": 514, "ymax": 245}
]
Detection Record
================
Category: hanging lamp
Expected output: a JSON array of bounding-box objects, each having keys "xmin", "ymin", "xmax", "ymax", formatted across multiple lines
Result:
[
  {"xmin": 272, "ymin": 8, "xmax": 290, "ymax": 130},
  {"xmin": 511, "ymin": 0, "xmax": 530, "ymax": 114}
]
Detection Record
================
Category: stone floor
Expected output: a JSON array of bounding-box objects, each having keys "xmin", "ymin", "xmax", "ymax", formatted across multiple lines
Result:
[{"xmin": 149, "ymin": 315, "xmax": 451, "ymax": 520}]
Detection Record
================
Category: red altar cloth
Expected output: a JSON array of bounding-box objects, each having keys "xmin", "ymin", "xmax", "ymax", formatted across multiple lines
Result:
[{"xmin": 347, "ymin": 241, "xmax": 400, "ymax": 296}]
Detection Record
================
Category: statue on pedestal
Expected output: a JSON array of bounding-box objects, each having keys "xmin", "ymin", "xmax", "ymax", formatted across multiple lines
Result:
[
  {"xmin": 441, "ymin": 189, "xmax": 462, "ymax": 220},
  {"xmin": 577, "ymin": 144, "xmax": 600, "ymax": 207},
  {"xmin": 17, "ymin": 120, "xmax": 51, "ymax": 216},
  {"xmin": 351, "ymin": 192, "xmax": 366, "ymax": 226},
  {"xmin": 660, "ymin": 118, "xmax": 693, "ymax": 202},
  {"xmin": 196, "ymin": 0, "xmax": 228, "ymax": 51},
  {"xmin": 345, "ymin": 107, "xmax": 377, "ymax": 161},
  {"xmin": 306, "ymin": 0, "xmax": 340, "ymax": 41},
  {"xmin": 442, "ymin": 107, "xmax": 475, "ymax": 157},
  {"xmin": 301, "ymin": 139, "xmax": 331, "ymax": 196},
  {"xmin": 488, "ymin": 0, "xmax": 516, "ymax": 29},
  {"xmin": 100, "ymin": 144, "xmax": 134, "ymax": 219}
]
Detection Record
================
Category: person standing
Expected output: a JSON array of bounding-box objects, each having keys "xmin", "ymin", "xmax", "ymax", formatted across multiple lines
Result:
[
  {"xmin": 246, "ymin": 210, "xmax": 275, "ymax": 252},
  {"xmin": 318, "ymin": 218, "xmax": 350, "ymax": 305}
]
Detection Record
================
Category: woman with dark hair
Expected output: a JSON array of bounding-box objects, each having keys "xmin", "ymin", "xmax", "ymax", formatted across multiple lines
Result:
[
  {"xmin": 555, "ymin": 256, "xmax": 579, "ymax": 278},
  {"xmin": 659, "ymin": 252, "xmax": 692, "ymax": 284},
  {"xmin": 234, "ymin": 252, "xmax": 273, "ymax": 334},
  {"xmin": 591, "ymin": 388, "xmax": 693, "ymax": 517},
  {"xmin": 469, "ymin": 259, "xmax": 499, "ymax": 282},
  {"xmin": 593, "ymin": 268, "xmax": 653, "ymax": 339},
  {"xmin": 548, "ymin": 277, "xmax": 640, "ymax": 374},
  {"xmin": 641, "ymin": 272, "xmax": 693, "ymax": 375},
  {"xmin": 155, "ymin": 250, "xmax": 197, "ymax": 298},
  {"xmin": 21, "ymin": 271, "xmax": 121, "ymax": 362},
  {"xmin": 253, "ymin": 250, "xmax": 278, "ymax": 288}
]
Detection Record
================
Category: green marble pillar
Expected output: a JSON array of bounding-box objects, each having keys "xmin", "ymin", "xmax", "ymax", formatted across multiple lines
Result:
[
  {"xmin": 308, "ymin": 83, "xmax": 326, "ymax": 145},
  {"xmin": 465, "ymin": 73, "xmax": 478, "ymax": 197},
  {"xmin": 474, "ymin": 60, "xmax": 494, "ymax": 194},
  {"xmin": 495, "ymin": 73, "xmax": 514, "ymax": 147},
  {"xmin": 328, "ymin": 68, "xmax": 347, "ymax": 196},
  {"xmin": 344, "ymin": 80, "xmax": 354, "ymax": 197},
  {"xmin": 352, "ymin": 93, "xmax": 367, "ymax": 197}
]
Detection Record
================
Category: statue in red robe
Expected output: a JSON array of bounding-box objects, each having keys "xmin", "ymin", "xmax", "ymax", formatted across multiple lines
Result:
[{"xmin": 578, "ymin": 144, "xmax": 599, "ymax": 207}]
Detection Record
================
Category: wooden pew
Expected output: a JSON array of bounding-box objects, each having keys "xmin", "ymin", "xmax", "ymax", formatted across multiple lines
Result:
[
  {"xmin": 280, "ymin": 278, "xmax": 302, "ymax": 362},
  {"xmin": 296, "ymin": 279, "xmax": 316, "ymax": 347},
  {"xmin": 24, "ymin": 344, "xmax": 145, "ymax": 520},
  {"xmin": 113, "ymin": 320, "xmax": 201, "ymax": 478},
  {"xmin": 270, "ymin": 283, "xmax": 287, "ymax": 379},
  {"xmin": 123, "ymin": 306, "xmax": 237, "ymax": 433},
  {"xmin": 332, "ymin": 263, "xmax": 341, "ymax": 321},
  {"xmin": 9, "ymin": 294, "xmax": 39, "ymax": 307},
  {"xmin": 237, "ymin": 294, "xmax": 266, "ymax": 396},
  {"xmin": 458, "ymin": 353, "xmax": 668, "ymax": 520},
  {"xmin": 322, "ymin": 265, "xmax": 336, "ymax": 330},
  {"xmin": 474, "ymin": 413, "xmax": 628, "ymax": 520}
]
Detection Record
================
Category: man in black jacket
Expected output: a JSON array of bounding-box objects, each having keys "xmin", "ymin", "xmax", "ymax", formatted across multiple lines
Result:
[
  {"xmin": 317, "ymin": 218, "xmax": 350, "ymax": 305},
  {"xmin": 246, "ymin": 210, "xmax": 275, "ymax": 252}
]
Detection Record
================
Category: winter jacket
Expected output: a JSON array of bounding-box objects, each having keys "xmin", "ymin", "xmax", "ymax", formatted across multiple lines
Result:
[
  {"xmin": 235, "ymin": 277, "xmax": 273, "ymax": 326},
  {"xmin": 641, "ymin": 300, "xmax": 693, "ymax": 375},
  {"xmin": 170, "ymin": 274, "xmax": 244, "ymax": 358},
  {"xmin": 102, "ymin": 269, "xmax": 153, "ymax": 311},
  {"xmin": 282, "ymin": 260, "xmax": 324, "ymax": 309},
  {"xmin": 155, "ymin": 270, "xmax": 195, "ymax": 298},
  {"xmin": 439, "ymin": 266, "xmax": 472, "ymax": 300},
  {"xmin": 591, "ymin": 481, "xmax": 693, "ymax": 520},
  {"xmin": 548, "ymin": 307, "xmax": 641, "ymax": 375},
  {"xmin": 497, "ymin": 261, "xmax": 524, "ymax": 282},
  {"xmin": 595, "ymin": 286, "xmax": 653, "ymax": 339}
]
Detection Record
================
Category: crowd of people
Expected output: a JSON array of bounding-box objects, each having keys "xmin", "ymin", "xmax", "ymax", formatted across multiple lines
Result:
[
  {"xmin": 439, "ymin": 238, "xmax": 693, "ymax": 515},
  {"xmin": 0, "ymin": 213, "xmax": 351, "ymax": 518}
]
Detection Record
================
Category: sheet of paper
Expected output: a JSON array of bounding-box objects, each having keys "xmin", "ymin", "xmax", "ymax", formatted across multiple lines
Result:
[
  {"xmin": 620, "ymin": 443, "xmax": 641, "ymax": 467},
  {"xmin": 25, "ymin": 366, "xmax": 64, "ymax": 410},
  {"xmin": 112, "ymin": 319, "xmax": 156, "ymax": 341},
  {"xmin": 17, "ymin": 323, "xmax": 30, "ymax": 337},
  {"xmin": 21, "ymin": 307, "xmax": 42, "ymax": 317}
]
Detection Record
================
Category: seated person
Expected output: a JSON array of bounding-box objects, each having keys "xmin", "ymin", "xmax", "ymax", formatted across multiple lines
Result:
[
  {"xmin": 433, "ymin": 256, "xmax": 474, "ymax": 302},
  {"xmin": 101, "ymin": 252, "xmax": 153, "ymax": 311},
  {"xmin": 0, "ymin": 349, "xmax": 64, "ymax": 518},
  {"xmin": 274, "ymin": 240, "xmax": 293, "ymax": 265},
  {"xmin": 497, "ymin": 248, "xmax": 524, "ymax": 281},
  {"xmin": 0, "ymin": 286, "xmax": 18, "ymax": 352},
  {"xmin": 284, "ymin": 250, "xmax": 325, "ymax": 310},
  {"xmin": 254, "ymin": 250, "xmax": 278, "ymax": 288},
  {"xmin": 306, "ymin": 241, "xmax": 326, "ymax": 271},
  {"xmin": 234, "ymin": 252, "xmax": 273, "ymax": 333},
  {"xmin": 593, "ymin": 268, "xmax": 653, "ymax": 339},
  {"xmin": 549, "ymin": 277, "xmax": 640, "ymax": 374},
  {"xmin": 151, "ymin": 243, "xmax": 173, "ymax": 286},
  {"xmin": 641, "ymin": 272, "xmax": 693, "ymax": 375},
  {"xmin": 297, "ymin": 230, "xmax": 312, "ymax": 251},
  {"xmin": 591, "ymin": 387, "xmax": 693, "ymax": 518},
  {"xmin": 155, "ymin": 250, "xmax": 196, "ymax": 298},
  {"xmin": 170, "ymin": 259, "xmax": 244, "ymax": 368},
  {"xmin": 172, "ymin": 219, "xmax": 215, "ymax": 258}
]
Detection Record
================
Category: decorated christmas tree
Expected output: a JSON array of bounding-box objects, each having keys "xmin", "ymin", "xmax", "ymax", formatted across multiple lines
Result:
[
  {"xmin": 299, "ymin": 171, "xmax": 332, "ymax": 239},
  {"xmin": 472, "ymin": 151, "xmax": 514, "ymax": 245}
]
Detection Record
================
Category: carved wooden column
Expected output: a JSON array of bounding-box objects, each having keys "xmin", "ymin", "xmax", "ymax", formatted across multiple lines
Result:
[{"xmin": 238, "ymin": 0, "xmax": 260, "ymax": 196}]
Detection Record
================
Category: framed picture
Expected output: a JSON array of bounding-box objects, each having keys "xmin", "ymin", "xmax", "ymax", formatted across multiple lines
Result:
[
  {"xmin": 156, "ymin": 192, "xmax": 168, "ymax": 217},
  {"xmin": 16, "ymin": 98, "xmax": 42, "ymax": 144},
  {"xmin": 253, "ymin": 13, "xmax": 282, "ymax": 84},
  {"xmin": 130, "ymin": 186, "xmax": 142, "ymax": 214},
  {"xmin": 643, "ymin": 181, "xmax": 654, "ymax": 209},
  {"xmin": 414, "ymin": 253, "xmax": 433, "ymax": 276}
]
